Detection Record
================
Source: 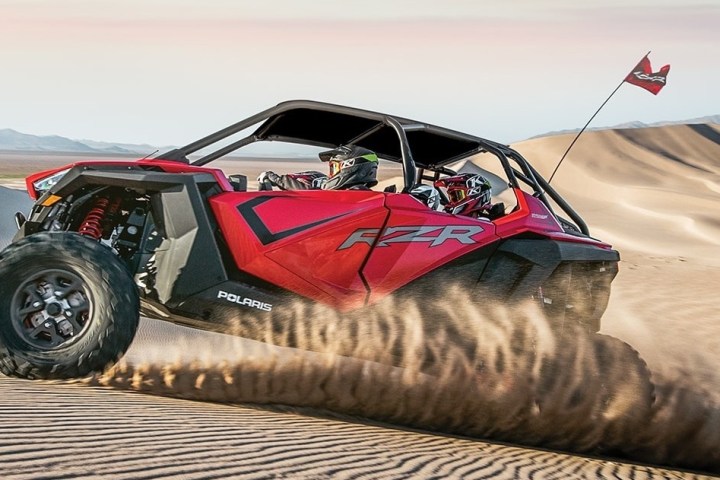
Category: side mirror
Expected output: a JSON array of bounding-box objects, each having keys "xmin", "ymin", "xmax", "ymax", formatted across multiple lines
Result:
[{"xmin": 228, "ymin": 174, "xmax": 247, "ymax": 192}]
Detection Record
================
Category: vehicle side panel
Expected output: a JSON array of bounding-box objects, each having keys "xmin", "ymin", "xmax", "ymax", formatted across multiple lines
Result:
[
  {"xmin": 210, "ymin": 190, "xmax": 388, "ymax": 310},
  {"xmin": 361, "ymin": 194, "xmax": 500, "ymax": 304}
]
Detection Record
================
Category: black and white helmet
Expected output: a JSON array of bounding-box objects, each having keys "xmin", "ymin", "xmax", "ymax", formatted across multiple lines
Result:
[
  {"xmin": 409, "ymin": 184, "xmax": 441, "ymax": 210},
  {"xmin": 318, "ymin": 145, "xmax": 379, "ymax": 190}
]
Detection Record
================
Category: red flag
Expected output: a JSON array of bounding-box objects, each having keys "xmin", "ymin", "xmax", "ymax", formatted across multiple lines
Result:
[{"xmin": 624, "ymin": 56, "xmax": 670, "ymax": 95}]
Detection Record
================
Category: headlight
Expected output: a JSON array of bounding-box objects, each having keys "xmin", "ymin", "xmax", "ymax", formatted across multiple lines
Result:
[{"xmin": 32, "ymin": 168, "xmax": 71, "ymax": 196}]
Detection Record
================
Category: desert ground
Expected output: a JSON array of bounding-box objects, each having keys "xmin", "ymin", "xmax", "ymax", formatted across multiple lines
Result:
[{"xmin": 0, "ymin": 123, "xmax": 719, "ymax": 479}]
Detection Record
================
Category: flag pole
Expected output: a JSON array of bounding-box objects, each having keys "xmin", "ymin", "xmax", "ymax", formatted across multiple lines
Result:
[{"xmin": 547, "ymin": 50, "xmax": 651, "ymax": 184}]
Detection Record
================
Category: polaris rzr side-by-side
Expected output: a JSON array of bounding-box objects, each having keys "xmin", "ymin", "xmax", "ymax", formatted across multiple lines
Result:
[{"xmin": 0, "ymin": 100, "xmax": 619, "ymax": 379}]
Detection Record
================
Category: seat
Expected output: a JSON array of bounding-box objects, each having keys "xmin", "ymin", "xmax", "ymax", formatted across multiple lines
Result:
[{"xmin": 488, "ymin": 202, "xmax": 505, "ymax": 220}]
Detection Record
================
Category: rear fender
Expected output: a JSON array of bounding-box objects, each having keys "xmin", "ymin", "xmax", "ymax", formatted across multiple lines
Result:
[{"xmin": 478, "ymin": 237, "xmax": 620, "ymax": 303}]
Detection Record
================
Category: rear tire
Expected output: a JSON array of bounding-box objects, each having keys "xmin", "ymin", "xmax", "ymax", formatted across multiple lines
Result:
[
  {"xmin": 536, "ymin": 261, "xmax": 617, "ymax": 333},
  {"xmin": 0, "ymin": 233, "xmax": 140, "ymax": 379},
  {"xmin": 592, "ymin": 333, "xmax": 655, "ymax": 447}
]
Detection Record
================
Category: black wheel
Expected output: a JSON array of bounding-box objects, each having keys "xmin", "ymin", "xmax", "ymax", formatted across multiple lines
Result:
[{"xmin": 0, "ymin": 233, "xmax": 140, "ymax": 379}]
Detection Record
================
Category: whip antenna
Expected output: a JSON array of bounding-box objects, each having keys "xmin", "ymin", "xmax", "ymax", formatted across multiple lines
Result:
[
  {"xmin": 140, "ymin": 149, "xmax": 159, "ymax": 160},
  {"xmin": 548, "ymin": 51, "xmax": 665, "ymax": 184}
]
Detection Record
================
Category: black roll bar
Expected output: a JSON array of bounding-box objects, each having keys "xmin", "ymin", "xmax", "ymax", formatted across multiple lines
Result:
[
  {"xmin": 157, "ymin": 100, "xmax": 420, "ymax": 191},
  {"xmin": 383, "ymin": 116, "xmax": 417, "ymax": 190},
  {"xmin": 153, "ymin": 100, "xmax": 590, "ymax": 235},
  {"xmin": 526, "ymin": 162, "xmax": 590, "ymax": 235}
]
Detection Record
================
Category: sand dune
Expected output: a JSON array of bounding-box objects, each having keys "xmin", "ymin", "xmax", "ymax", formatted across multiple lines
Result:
[
  {"xmin": 1, "ymin": 123, "xmax": 719, "ymax": 478},
  {"xmin": 513, "ymin": 124, "xmax": 720, "ymax": 261}
]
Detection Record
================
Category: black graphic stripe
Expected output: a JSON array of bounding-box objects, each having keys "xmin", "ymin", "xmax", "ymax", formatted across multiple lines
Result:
[{"xmin": 237, "ymin": 196, "xmax": 348, "ymax": 246}]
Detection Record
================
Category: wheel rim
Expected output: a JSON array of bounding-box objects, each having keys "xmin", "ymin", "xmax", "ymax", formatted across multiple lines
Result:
[{"xmin": 10, "ymin": 269, "xmax": 94, "ymax": 350}]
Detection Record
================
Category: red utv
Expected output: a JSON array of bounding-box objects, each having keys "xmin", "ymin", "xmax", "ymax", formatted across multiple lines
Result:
[{"xmin": 0, "ymin": 100, "xmax": 618, "ymax": 379}]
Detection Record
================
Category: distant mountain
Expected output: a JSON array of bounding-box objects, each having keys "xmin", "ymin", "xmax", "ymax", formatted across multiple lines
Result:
[
  {"xmin": 0, "ymin": 128, "xmax": 100, "ymax": 153},
  {"xmin": 532, "ymin": 115, "xmax": 720, "ymax": 139},
  {"xmin": 2, "ymin": 115, "xmax": 719, "ymax": 155},
  {"xmin": 0, "ymin": 129, "xmax": 161, "ymax": 155},
  {"xmin": 0, "ymin": 128, "xmax": 318, "ymax": 158}
]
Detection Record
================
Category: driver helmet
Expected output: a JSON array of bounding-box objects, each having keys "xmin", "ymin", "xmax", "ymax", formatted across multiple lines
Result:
[
  {"xmin": 434, "ymin": 173, "xmax": 492, "ymax": 216},
  {"xmin": 319, "ymin": 145, "xmax": 378, "ymax": 190}
]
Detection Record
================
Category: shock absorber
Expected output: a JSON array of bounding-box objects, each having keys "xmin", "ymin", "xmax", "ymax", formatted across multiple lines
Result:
[
  {"xmin": 106, "ymin": 196, "xmax": 122, "ymax": 223},
  {"xmin": 78, "ymin": 197, "xmax": 110, "ymax": 239}
]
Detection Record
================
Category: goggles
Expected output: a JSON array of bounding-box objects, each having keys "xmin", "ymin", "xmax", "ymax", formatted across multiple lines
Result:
[
  {"xmin": 448, "ymin": 189, "xmax": 467, "ymax": 203},
  {"xmin": 329, "ymin": 161, "xmax": 342, "ymax": 177}
]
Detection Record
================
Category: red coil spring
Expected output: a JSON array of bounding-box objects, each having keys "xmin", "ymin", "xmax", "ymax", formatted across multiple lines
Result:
[{"xmin": 78, "ymin": 197, "xmax": 110, "ymax": 239}]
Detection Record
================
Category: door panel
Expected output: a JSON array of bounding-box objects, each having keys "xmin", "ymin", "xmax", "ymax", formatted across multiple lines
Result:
[
  {"xmin": 360, "ymin": 194, "xmax": 499, "ymax": 303},
  {"xmin": 211, "ymin": 191, "xmax": 500, "ymax": 310},
  {"xmin": 210, "ymin": 190, "xmax": 387, "ymax": 309}
]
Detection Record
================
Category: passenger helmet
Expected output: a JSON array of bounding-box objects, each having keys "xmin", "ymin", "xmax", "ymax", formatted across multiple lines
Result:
[
  {"xmin": 319, "ymin": 145, "xmax": 378, "ymax": 190},
  {"xmin": 434, "ymin": 173, "xmax": 492, "ymax": 216}
]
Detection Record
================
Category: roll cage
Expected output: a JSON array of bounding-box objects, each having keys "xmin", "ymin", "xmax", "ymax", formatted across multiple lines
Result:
[{"xmin": 157, "ymin": 100, "xmax": 589, "ymax": 235}]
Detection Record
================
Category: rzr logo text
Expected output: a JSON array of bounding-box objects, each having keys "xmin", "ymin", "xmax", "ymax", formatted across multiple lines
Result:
[{"xmin": 338, "ymin": 225, "xmax": 484, "ymax": 250}]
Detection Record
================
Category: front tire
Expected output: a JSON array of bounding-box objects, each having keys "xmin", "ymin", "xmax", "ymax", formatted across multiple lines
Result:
[{"xmin": 0, "ymin": 233, "xmax": 140, "ymax": 379}]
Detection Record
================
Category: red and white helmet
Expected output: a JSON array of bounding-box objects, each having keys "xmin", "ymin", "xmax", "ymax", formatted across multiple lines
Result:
[{"xmin": 434, "ymin": 173, "xmax": 492, "ymax": 216}]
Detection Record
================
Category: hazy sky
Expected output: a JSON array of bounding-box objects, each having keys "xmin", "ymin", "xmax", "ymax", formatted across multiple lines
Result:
[{"xmin": 0, "ymin": 0, "xmax": 717, "ymax": 146}]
